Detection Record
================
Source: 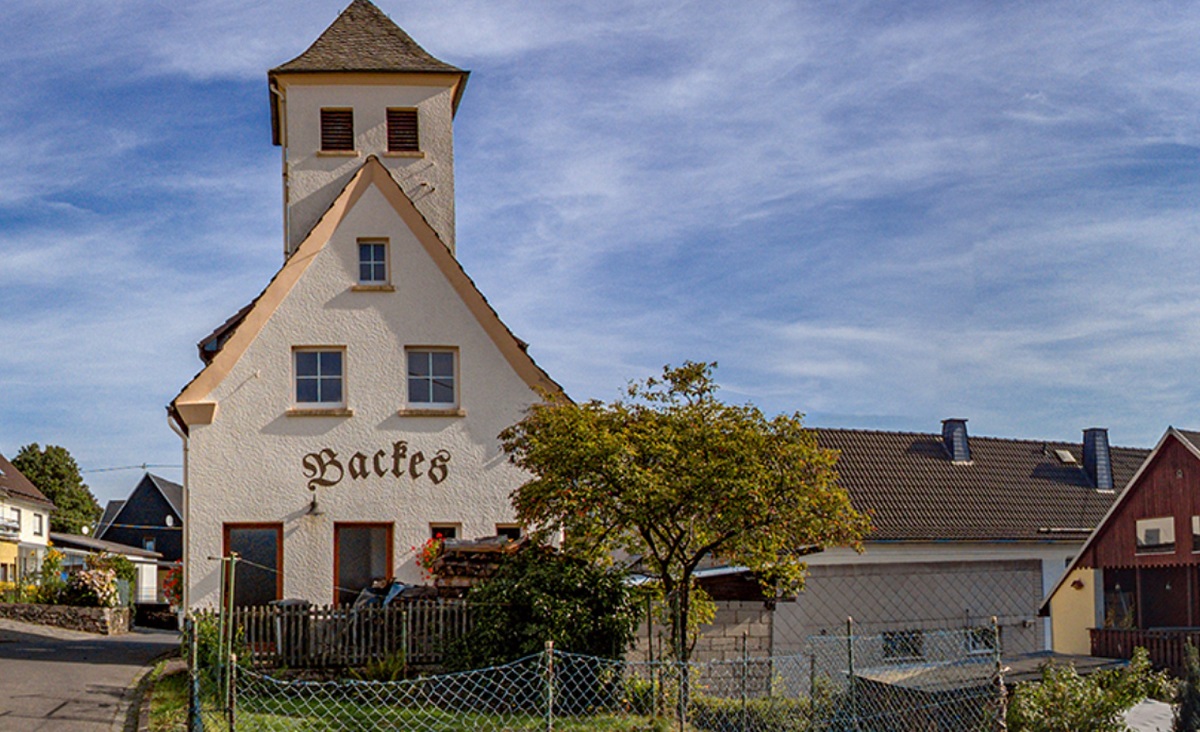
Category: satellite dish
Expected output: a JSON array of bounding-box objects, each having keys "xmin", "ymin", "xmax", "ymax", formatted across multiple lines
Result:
[
  {"xmin": 82, "ymin": 526, "xmax": 90, "ymax": 535},
  {"xmin": 166, "ymin": 515, "xmax": 174, "ymax": 527}
]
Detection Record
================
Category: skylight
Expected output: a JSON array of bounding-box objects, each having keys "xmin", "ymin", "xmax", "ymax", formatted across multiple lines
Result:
[{"xmin": 1054, "ymin": 449, "xmax": 1076, "ymax": 464}]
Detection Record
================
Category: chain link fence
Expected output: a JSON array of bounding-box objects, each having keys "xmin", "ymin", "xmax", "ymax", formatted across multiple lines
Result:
[{"xmin": 186, "ymin": 620, "xmax": 1006, "ymax": 731}]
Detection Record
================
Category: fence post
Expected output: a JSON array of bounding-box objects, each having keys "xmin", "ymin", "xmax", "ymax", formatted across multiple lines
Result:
[
  {"xmin": 227, "ymin": 653, "xmax": 238, "ymax": 732},
  {"xmin": 741, "ymin": 631, "xmax": 749, "ymax": 731},
  {"xmin": 992, "ymin": 616, "xmax": 1007, "ymax": 732},
  {"xmin": 187, "ymin": 615, "xmax": 201, "ymax": 732},
  {"xmin": 544, "ymin": 640, "xmax": 555, "ymax": 732},
  {"xmin": 847, "ymin": 617, "xmax": 860, "ymax": 732}
]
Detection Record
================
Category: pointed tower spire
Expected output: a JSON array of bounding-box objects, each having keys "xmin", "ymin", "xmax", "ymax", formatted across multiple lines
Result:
[{"xmin": 268, "ymin": 0, "xmax": 468, "ymax": 256}]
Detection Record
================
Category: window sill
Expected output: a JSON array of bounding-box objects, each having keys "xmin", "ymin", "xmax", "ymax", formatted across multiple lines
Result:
[
  {"xmin": 396, "ymin": 407, "xmax": 466, "ymax": 418},
  {"xmin": 317, "ymin": 150, "xmax": 360, "ymax": 157},
  {"xmin": 287, "ymin": 407, "xmax": 354, "ymax": 417},
  {"xmin": 383, "ymin": 150, "xmax": 424, "ymax": 158},
  {"xmin": 351, "ymin": 284, "xmax": 395, "ymax": 292}
]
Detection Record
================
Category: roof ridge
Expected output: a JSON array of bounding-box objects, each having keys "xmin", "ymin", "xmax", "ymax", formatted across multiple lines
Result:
[{"xmin": 811, "ymin": 426, "xmax": 1148, "ymax": 451}]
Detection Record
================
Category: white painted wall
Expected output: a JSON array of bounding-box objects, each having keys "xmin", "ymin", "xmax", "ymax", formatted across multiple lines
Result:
[
  {"xmin": 0, "ymin": 497, "xmax": 50, "ymax": 547},
  {"xmin": 185, "ymin": 184, "xmax": 539, "ymax": 609},
  {"xmin": 280, "ymin": 82, "xmax": 457, "ymax": 255}
]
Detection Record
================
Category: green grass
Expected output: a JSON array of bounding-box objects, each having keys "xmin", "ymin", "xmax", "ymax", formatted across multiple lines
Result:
[{"xmin": 146, "ymin": 662, "xmax": 189, "ymax": 732}]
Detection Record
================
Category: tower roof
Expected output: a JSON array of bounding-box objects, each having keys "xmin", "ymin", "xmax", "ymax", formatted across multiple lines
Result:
[{"xmin": 271, "ymin": 0, "xmax": 463, "ymax": 75}]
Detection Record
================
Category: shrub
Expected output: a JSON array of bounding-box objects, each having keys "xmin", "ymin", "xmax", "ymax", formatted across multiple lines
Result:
[
  {"xmin": 1008, "ymin": 647, "xmax": 1172, "ymax": 732},
  {"xmin": 443, "ymin": 545, "xmax": 642, "ymax": 671},
  {"xmin": 1176, "ymin": 642, "xmax": 1200, "ymax": 732},
  {"xmin": 61, "ymin": 567, "xmax": 119, "ymax": 607}
]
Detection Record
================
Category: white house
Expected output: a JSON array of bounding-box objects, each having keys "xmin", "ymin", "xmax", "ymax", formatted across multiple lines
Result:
[
  {"xmin": 169, "ymin": 0, "xmax": 562, "ymax": 609},
  {"xmin": 0, "ymin": 452, "xmax": 54, "ymax": 584}
]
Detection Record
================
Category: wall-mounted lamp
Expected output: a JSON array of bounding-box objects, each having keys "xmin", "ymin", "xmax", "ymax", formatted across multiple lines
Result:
[
  {"xmin": 1071, "ymin": 579, "xmax": 1085, "ymax": 590},
  {"xmin": 308, "ymin": 495, "xmax": 324, "ymax": 516}
]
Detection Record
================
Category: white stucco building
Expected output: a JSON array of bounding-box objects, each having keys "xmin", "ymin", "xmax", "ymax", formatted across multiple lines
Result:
[
  {"xmin": 170, "ymin": 0, "xmax": 561, "ymax": 609},
  {"xmin": 0, "ymin": 453, "xmax": 54, "ymax": 584}
]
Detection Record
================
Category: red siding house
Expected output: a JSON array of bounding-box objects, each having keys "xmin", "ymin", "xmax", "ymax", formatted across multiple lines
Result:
[{"xmin": 1044, "ymin": 427, "xmax": 1200, "ymax": 672}]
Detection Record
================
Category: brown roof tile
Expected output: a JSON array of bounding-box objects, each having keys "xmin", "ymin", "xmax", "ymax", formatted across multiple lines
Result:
[
  {"xmin": 813, "ymin": 428, "xmax": 1148, "ymax": 543},
  {"xmin": 0, "ymin": 453, "xmax": 55, "ymax": 509},
  {"xmin": 271, "ymin": 0, "xmax": 463, "ymax": 75}
]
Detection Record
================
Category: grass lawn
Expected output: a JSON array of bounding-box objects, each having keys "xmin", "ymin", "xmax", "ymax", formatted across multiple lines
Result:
[{"xmin": 146, "ymin": 661, "xmax": 189, "ymax": 731}]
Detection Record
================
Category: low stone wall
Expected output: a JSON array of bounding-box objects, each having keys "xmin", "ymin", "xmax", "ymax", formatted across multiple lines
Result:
[{"xmin": 0, "ymin": 603, "xmax": 132, "ymax": 635}]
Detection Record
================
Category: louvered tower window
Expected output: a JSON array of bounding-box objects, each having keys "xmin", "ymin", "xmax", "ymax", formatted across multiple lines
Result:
[
  {"xmin": 320, "ymin": 108, "xmax": 355, "ymax": 151},
  {"xmin": 387, "ymin": 109, "xmax": 419, "ymax": 152}
]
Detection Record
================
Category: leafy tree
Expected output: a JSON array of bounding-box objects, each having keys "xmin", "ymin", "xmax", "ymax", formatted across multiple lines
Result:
[
  {"xmin": 12, "ymin": 443, "xmax": 101, "ymax": 534},
  {"xmin": 445, "ymin": 545, "xmax": 641, "ymax": 670},
  {"xmin": 500, "ymin": 361, "xmax": 870, "ymax": 663}
]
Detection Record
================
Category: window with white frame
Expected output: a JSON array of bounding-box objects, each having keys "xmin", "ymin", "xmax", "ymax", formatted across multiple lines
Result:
[
  {"xmin": 430, "ymin": 523, "xmax": 459, "ymax": 540},
  {"xmin": 407, "ymin": 349, "xmax": 456, "ymax": 407},
  {"xmin": 358, "ymin": 240, "xmax": 388, "ymax": 284},
  {"xmin": 10, "ymin": 508, "xmax": 20, "ymax": 531},
  {"xmin": 295, "ymin": 349, "xmax": 345, "ymax": 406},
  {"xmin": 1136, "ymin": 516, "xmax": 1175, "ymax": 554},
  {"xmin": 33, "ymin": 513, "xmax": 43, "ymax": 537}
]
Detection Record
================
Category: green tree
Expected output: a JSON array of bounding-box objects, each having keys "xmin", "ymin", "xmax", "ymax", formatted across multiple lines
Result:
[
  {"xmin": 500, "ymin": 361, "xmax": 870, "ymax": 663},
  {"xmin": 12, "ymin": 444, "xmax": 101, "ymax": 534},
  {"xmin": 446, "ymin": 545, "xmax": 641, "ymax": 670}
]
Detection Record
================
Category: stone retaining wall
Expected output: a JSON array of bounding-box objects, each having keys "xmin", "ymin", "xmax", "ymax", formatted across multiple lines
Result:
[{"xmin": 0, "ymin": 603, "xmax": 132, "ymax": 635}]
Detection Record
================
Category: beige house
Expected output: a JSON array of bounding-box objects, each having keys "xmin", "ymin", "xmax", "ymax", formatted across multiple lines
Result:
[
  {"xmin": 170, "ymin": 0, "xmax": 561, "ymax": 609},
  {"xmin": 0, "ymin": 453, "xmax": 54, "ymax": 584}
]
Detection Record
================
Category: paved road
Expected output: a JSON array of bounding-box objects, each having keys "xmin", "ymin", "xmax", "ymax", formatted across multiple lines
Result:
[{"xmin": 0, "ymin": 619, "xmax": 178, "ymax": 731}]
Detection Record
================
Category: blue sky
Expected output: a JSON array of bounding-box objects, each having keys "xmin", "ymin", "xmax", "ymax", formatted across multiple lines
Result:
[{"xmin": 2, "ymin": 1, "xmax": 1200, "ymax": 506}]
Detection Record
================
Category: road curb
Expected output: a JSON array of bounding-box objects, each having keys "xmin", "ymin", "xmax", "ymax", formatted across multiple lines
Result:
[{"xmin": 126, "ymin": 654, "xmax": 184, "ymax": 732}]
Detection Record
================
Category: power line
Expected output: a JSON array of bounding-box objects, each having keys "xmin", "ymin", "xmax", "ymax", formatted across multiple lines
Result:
[{"xmin": 81, "ymin": 463, "xmax": 182, "ymax": 474}]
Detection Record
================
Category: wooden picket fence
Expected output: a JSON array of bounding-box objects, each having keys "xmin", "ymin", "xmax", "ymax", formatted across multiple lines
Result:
[{"xmin": 204, "ymin": 599, "xmax": 472, "ymax": 669}]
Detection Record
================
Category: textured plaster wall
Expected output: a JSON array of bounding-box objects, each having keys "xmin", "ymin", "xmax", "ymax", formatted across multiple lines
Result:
[
  {"xmin": 186, "ymin": 183, "xmax": 538, "ymax": 609},
  {"xmin": 773, "ymin": 559, "xmax": 1045, "ymax": 656},
  {"xmin": 283, "ymin": 82, "xmax": 456, "ymax": 254},
  {"xmin": 1049, "ymin": 567, "xmax": 1100, "ymax": 655}
]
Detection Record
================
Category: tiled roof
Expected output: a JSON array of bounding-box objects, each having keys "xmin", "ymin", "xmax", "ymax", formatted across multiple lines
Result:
[
  {"xmin": 271, "ymin": 0, "xmax": 462, "ymax": 75},
  {"xmin": 813, "ymin": 428, "xmax": 1149, "ymax": 542},
  {"xmin": 0, "ymin": 453, "xmax": 55, "ymax": 509}
]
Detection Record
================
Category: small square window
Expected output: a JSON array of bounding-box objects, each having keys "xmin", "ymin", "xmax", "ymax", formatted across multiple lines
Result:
[
  {"xmin": 387, "ymin": 109, "xmax": 419, "ymax": 152},
  {"xmin": 430, "ymin": 524, "xmax": 459, "ymax": 540},
  {"xmin": 143, "ymin": 537, "xmax": 156, "ymax": 553},
  {"xmin": 295, "ymin": 349, "xmax": 345, "ymax": 406},
  {"xmin": 407, "ymin": 349, "xmax": 456, "ymax": 407},
  {"xmin": 882, "ymin": 629, "xmax": 924, "ymax": 662},
  {"xmin": 320, "ymin": 108, "xmax": 354, "ymax": 151},
  {"xmin": 964, "ymin": 626, "xmax": 997, "ymax": 655},
  {"xmin": 358, "ymin": 240, "xmax": 388, "ymax": 284},
  {"xmin": 496, "ymin": 525, "xmax": 522, "ymax": 541}
]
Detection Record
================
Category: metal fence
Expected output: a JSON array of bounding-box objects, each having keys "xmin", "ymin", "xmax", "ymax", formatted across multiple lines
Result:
[{"xmin": 186, "ymin": 620, "xmax": 1006, "ymax": 731}]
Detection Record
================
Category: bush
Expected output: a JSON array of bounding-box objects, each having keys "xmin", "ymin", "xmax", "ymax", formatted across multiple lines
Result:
[
  {"xmin": 444, "ymin": 546, "xmax": 642, "ymax": 671},
  {"xmin": 186, "ymin": 613, "xmax": 249, "ymax": 673},
  {"xmin": 1008, "ymin": 647, "xmax": 1172, "ymax": 732},
  {"xmin": 1176, "ymin": 642, "xmax": 1200, "ymax": 732},
  {"xmin": 61, "ymin": 568, "xmax": 119, "ymax": 607}
]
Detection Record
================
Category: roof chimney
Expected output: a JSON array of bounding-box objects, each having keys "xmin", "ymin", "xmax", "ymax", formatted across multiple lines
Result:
[
  {"xmin": 941, "ymin": 419, "xmax": 971, "ymax": 463},
  {"xmin": 1083, "ymin": 428, "xmax": 1113, "ymax": 490}
]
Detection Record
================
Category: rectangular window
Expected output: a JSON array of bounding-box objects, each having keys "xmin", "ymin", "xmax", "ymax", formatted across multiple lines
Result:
[
  {"xmin": 295, "ymin": 349, "xmax": 345, "ymax": 406},
  {"xmin": 1136, "ymin": 517, "xmax": 1175, "ymax": 554},
  {"xmin": 223, "ymin": 524, "xmax": 283, "ymax": 608},
  {"xmin": 143, "ymin": 537, "xmax": 156, "ymax": 553},
  {"xmin": 496, "ymin": 525, "xmax": 522, "ymax": 541},
  {"xmin": 33, "ymin": 514, "xmax": 43, "ymax": 537},
  {"xmin": 407, "ymin": 349, "xmax": 456, "ymax": 407},
  {"xmin": 320, "ymin": 108, "xmax": 354, "ymax": 151},
  {"xmin": 964, "ymin": 626, "xmax": 997, "ymax": 655},
  {"xmin": 334, "ymin": 523, "xmax": 393, "ymax": 606},
  {"xmin": 430, "ymin": 523, "xmax": 459, "ymax": 540},
  {"xmin": 882, "ymin": 629, "xmax": 924, "ymax": 662},
  {"xmin": 1192, "ymin": 516, "xmax": 1200, "ymax": 552},
  {"xmin": 10, "ymin": 508, "xmax": 20, "ymax": 531},
  {"xmin": 358, "ymin": 240, "xmax": 388, "ymax": 284},
  {"xmin": 386, "ymin": 108, "xmax": 419, "ymax": 152}
]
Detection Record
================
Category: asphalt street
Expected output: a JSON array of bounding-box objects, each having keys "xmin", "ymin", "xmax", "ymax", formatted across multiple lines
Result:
[{"xmin": 0, "ymin": 619, "xmax": 177, "ymax": 731}]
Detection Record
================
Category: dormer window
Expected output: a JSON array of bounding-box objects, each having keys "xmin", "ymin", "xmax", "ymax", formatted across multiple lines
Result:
[
  {"xmin": 387, "ymin": 108, "xmax": 419, "ymax": 152},
  {"xmin": 320, "ymin": 108, "xmax": 355, "ymax": 152}
]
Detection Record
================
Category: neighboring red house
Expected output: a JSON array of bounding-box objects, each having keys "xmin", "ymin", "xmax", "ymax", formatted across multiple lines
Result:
[{"xmin": 1044, "ymin": 427, "xmax": 1200, "ymax": 671}]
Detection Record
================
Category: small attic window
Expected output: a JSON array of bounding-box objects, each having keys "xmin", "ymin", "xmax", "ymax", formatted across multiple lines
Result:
[
  {"xmin": 321, "ymin": 108, "xmax": 355, "ymax": 151},
  {"xmin": 1054, "ymin": 449, "xmax": 1077, "ymax": 464},
  {"xmin": 387, "ymin": 109, "xmax": 419, "ymax": 152}
]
